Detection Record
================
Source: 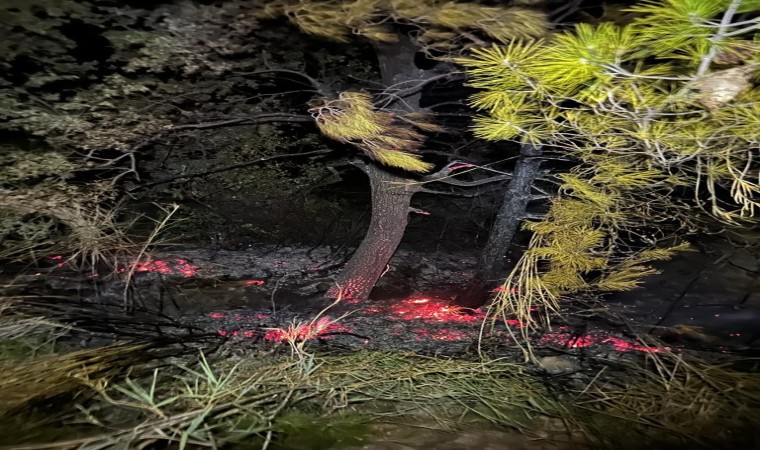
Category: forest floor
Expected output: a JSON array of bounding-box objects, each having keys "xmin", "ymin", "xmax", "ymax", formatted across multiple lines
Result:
[
  {"xmin": 15, "ymin": 238, "xmax": 755, "ymax": 356},
  {"xmin": 1, "ymin": 240, "xmax": 759, "ymax": 449}
]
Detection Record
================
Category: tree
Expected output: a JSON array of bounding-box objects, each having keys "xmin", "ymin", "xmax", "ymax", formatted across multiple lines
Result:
[
  {"xmin": 2, "ymin": 0, "xmax": 555, "ymax": 293},
  {"xmin": 457, "ymin": 0, "xmax": 760, "ymax": 329},
  {"xmin": 261, "ymin": 0, "xmax": 550, "ymax": 301},
  {"xmin": 0, "ymin": 0, "xmax": 342, "ymax": 261}
]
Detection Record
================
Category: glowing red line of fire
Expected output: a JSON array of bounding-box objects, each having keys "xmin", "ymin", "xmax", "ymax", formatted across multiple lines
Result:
[{"xmin": 210, "ymin": 295, "xmax": 667, "ymax": 353}]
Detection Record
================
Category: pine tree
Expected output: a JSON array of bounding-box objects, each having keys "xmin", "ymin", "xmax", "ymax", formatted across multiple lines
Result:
[
  {"xmin": 261, "ymin": 0, "xmax": 549, "ymax": 301},
  {"xmin": 261, "ymin": 0, "xmax": 547, "ymax": 172},
  {"xmin": 458, "ymin": 0, "xmax": 760, "ymax": 330}
]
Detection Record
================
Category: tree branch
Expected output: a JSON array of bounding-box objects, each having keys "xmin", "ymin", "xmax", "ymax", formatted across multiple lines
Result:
[
  {"xmin": 549, "ymin": 0, "xmax": 583, "ymax": 25},
  {"xmin": 381, "ymin": 72, "xmax": 463, "ymax": 101},
  {"xmin": 129, "ymin": 149, "xmax": 332, "ymax": 192},
  {"xmin": 234, "ymin": 68, "xmax": 331, "ymax": 95},
  {"xmin": 170, "ymin": 113, "xmax": 313, "ymax": 131},
  {"xmin": 420, "ymin": 160, "xmax": 512, "ymax": 187},
  {"xmin": 696, "ymin": 0, "xmax": 744, "ymax": 77},
  {"xmin": 418, "ymin": 185, "xmax": 504, "ymax": 197},
  {"xmin": 430, "ymin": 174, "xmax": 511, "ymax": 187}
]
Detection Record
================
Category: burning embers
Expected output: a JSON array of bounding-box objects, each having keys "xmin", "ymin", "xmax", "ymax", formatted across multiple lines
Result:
[
  {"xmin": 263, "ymin": 317, "xmax": 352, "ymax": 342},
  {"xmin": 376, "ymin": 297, "xmax": 483, "ymax": 323},
  {"xmin": 133, "ymin": 258, "xmax": 199, "ymax": 277},
  {"xmin": 537, "ymin": 328, "xmax": 666, "ymax": 353},
  {"xmin": 206, "ymin": 312, "xmax": 351, "ymax": 342},
  {"xmin": 45, "ymin": 255, "xmax": 201, "ymax": 278},
  {"xmin": 209, "ymin": 294, "xmax": 669, "ymax": 353}
]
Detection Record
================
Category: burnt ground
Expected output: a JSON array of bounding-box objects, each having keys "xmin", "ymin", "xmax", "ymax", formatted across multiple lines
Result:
[
  {"xmin": 3, "ymin": 238, "xmax": 760, "ymax": 450},
  {"xmin": 5, "ymin": 236, "xmax": 759, "ymax": 373}
]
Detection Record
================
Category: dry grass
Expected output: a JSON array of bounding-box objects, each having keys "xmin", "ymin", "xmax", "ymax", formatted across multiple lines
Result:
[
  {"xmin": 570, "ymin": 351, "xmax": 760, "ymax": 449},
  {"xmin": 0, "ymin": 342, "xmax": 152, "ymax": 411},
  {"xmin": 5, "ymin": 334, "xmax": 758, "ymax": 450},
  {"xmin": 0, "ymin": 342, "xmax": 556, "ymax": 449},
  {"xmin": 1, "ymin": 297, "xmax": 759, "ymax": 450}
]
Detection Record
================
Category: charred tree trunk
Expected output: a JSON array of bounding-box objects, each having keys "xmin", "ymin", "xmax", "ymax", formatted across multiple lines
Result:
[
  {"xmin": 456, "ymin": 144, "xmax": 544, "ymax": 308},
  {"xmin": 329, "ymin": 163, "xmax": 420, "ymax": 300},
  {"xmin": 481, "ymin": 144, "xmax": 544, "ymax": 281}
]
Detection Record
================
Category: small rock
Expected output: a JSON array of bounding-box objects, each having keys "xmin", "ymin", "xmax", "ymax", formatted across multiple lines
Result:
[{"xmin": 538, "ymin": 356, "xmax": 581, "ymax": 374}]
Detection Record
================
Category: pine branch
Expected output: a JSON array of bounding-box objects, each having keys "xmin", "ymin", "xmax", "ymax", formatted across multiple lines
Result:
[{"xmin": 696, "ymin": 0, "xmax": 744, "ymax": 77}]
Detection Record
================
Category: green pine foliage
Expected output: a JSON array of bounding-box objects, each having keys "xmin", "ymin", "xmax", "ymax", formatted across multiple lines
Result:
[
  {"xmin": 309, "ymin": 92, "xmax": 438, "ymax": 172},
  {"xmin": 260, "ymin": 0, "xmax": 547, "ymax": 49},
  {"xmin": 459, "ymin": 0, "xmax": 759, "ymax": 327},
  {"xmin": 262, "ymin": 0, "xmax": 549, "ymax": 172}
]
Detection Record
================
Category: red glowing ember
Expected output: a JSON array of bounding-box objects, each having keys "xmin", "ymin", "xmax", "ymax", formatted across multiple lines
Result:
[
  {"xmin": 491, "ymin": 286, "xmax": 519, "ymax": 294},
  {"xmin": 218, "ymin": 330, "xmax": 255, "ymax": 338},
  {"xmin": 412, "ymin": 328, "xmax": 471, "ymax": 341},
  {"xmin": 243, "ymin": 279, "xmax": 265, "ymax": 286},
  {"xmin": 209, "ymin": 312, "xmax": 270, "ymax": 320},
  {"xmin": 133, "ymin": 258, "xmax": 199, "ymax": 277},
  {"xmin": 602, "ymin": 336, "xmax": 667, "ymax": 353},
  {"xmin": 385, "ymin": 297, "xmax": 483, "ymax": 323},
  {"xmin": 538, "ymin": 332, "xmax": 667, "ymax": 353},
  {"xmin": 263, "ymin": 317, "xmax": 352, "ymax": 342},
  {"xmin": 449, "ymin": 163, "xmax": 474, "ymax": 170},
  {"xmin": 46, "ymin": 255, "xmax": 66, "ymax": 267}
]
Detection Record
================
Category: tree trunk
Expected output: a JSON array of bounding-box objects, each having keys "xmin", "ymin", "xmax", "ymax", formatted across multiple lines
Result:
[
  {"xmin": 328, "ymin": 33, "xmax": 432, "ymax": 301},
  {"xmin": 456, "ymin": 144, "xmax": 544, "ymax": 308},
  {"xmin": 373, "ymin": 35, "xmax": 427, "ymax": 109},
  {"xmin": 328, "ymin": 163, "xmax": 420, "ymax": 300}
]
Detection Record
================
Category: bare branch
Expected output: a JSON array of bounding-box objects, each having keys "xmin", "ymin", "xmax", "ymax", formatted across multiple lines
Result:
[
  {"xmin": 696, "ymin": 0, "xmax": 744, "ymax": 77},
  {"xmin": 420, "ymin": 160, "xmax": 512, "ymax": 187},
  {"xmin": 234, "ymin": 68, "xmax": 331, "ymax": 95},
  {"xmin": 130, "ymin": 149, "xmax": 332, "ymax": 192},
  {"xmin": 425, "ymin": 100, "xmax": 467, "ymax": 110},
  {"xmin": 548, "ymin": 0, "xmax": 583, "ymax": 26},
  {"xmin": 391, "ymin": 72, "xmax": 462, "ymax": 98},
  {"xmin": 433, "ymin": 174, "xmax": 511, "ymax": 187},
  {"xmin": 418, "ymin": 185, "xmax": 503, "ymax": 197},
  {"xmin": 83, "ymin": 113, "xmax": 312, "ymax": 179},
  {"xmin": 375, "ymin": 72, "xmax": 464, "ymax": 110},
  {"xmin": 170, "ymin": 113, "xmax": 312, "ymax": 131}
]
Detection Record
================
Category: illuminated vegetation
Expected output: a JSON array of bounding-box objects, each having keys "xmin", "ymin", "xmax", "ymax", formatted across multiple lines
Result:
[
  {"xmin": 267, "ymin": 0, "xmax": 548, "ymax": 173},
  {"xmin": 308, "ymin": 92, "xmax": 438, "ymax": 172},
  {"xmin": 458, "ymin": 0, "xmax": 760, "ymax": 330},
  {"xmin": 2, "ymin": 2, "xmax": 760, "ymax": 449},
  {"xmin": 1, "ymin": 298, "xmax": 758, "ymax": 449},
  {"xmin": 260, "ymin": 0, "xmax": 547, "ymax": 51}
]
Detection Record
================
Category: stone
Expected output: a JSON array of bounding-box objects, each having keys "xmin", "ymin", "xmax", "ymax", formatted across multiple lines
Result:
[{"xmin": 538, "ymin": 356, "xmax": 581, "ymax": 374}]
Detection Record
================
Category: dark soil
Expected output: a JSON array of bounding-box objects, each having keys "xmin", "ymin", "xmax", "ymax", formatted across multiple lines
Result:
[{"xmin": 5, "ymin": 238, "xmax": 759, "ymax": 372}]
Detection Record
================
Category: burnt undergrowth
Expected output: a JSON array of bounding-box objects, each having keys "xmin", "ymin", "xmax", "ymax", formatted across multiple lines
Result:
[{"xmin": 1, "ymin": 262, "xmax": 759, "ymax": 450}]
